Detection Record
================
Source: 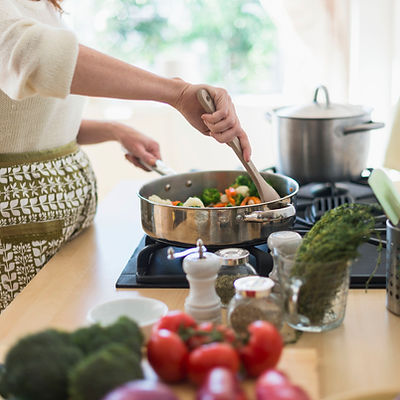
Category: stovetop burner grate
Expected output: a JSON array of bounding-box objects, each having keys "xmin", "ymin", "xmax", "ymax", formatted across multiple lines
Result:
[{"xmin": 116, "ymin": 170, "xmax": 387, "ymax": 290}]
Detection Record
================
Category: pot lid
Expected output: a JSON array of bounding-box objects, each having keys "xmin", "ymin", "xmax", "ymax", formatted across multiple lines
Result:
[{"xmin": 275, "ymin": 86, "xmax": 369, "ymax": 119}]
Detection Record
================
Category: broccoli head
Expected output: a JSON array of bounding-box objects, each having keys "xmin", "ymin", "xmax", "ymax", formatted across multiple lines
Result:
[
  {"xmin": 0, "ymin": 329, "xmax": 83, "ymax": 400},
  {"xmin": 234, "ymin": 174, "xmax": 259, "ymax": 197},
  {"xmin": 68, "ymin": 343, "xmax": 143, "ymax": 400},
  {"xmin": 234, "ymin": 174, "xmax": 252, "ymax": 188},
  {"xmin": 71, "ymin": 317, "xmax": 143, "ymax": 356},
  {"xmin": 201, "ymin": 188, "xmax": 221, "ymax": 206}
]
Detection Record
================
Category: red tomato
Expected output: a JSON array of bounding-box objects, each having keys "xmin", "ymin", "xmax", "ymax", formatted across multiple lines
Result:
[
  {"xmin": 188, "ymin": 342, "xmax": 240, "ymax": 385},
  {"xmin": 256, "ymin": 383, "xmax": 311, "ymax": 400},
  {"xmin": 187, "ymin": 322, "xmax": 236, "ymax": 350},
  {"xmin": 239, "ymin": 321, "xmax": 283, "ymax": 377},
  {"xmin": 197, "ymin": 367, "xmax": 247, "ymax": 400},
  {"xmin": 151, "ymin": 310, "xmax": 197, "ymax": 335},
  {"xmin": 147, "ymin": 329, "xmax": 189, "ymax": 382}
]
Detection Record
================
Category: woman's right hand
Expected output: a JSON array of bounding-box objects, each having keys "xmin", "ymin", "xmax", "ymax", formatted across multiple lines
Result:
[{"xmin": 172, "ymin": 82, "xmax": 252, "ymax": 162}]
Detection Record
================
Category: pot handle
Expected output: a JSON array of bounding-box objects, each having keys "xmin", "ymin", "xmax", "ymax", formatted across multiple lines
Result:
[
  {"xmin": 240, "ymin": 203, "xmax": 296, "ymax": 223},
  {"xmin": 343, "ymin": 121, "xmax": 385, "ymax": 135}
]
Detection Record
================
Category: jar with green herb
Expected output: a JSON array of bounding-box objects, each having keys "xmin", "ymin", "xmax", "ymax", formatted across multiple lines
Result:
[
  {"xmin": 214, "ymin": 248, "xmax": 257, "ymax": 307},
  {"xmin": 227, "ymin": 276, "xmax": 283, "ymax": 337}
]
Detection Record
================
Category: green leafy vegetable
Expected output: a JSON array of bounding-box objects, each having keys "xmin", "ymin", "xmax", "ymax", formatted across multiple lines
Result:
[
  {"xmin": 69, "ymin": 343, "xmax": 143, "ymax": 400},
  {"xmin": 72, "ymin": 316, "xmax": 143, "ymax": 356},
  {"xmin": 0, "ymin": 317, "xmax": 144, "ymax": 400},
  {"xmin": 235, "ymin": 193, "xmax": 245, "ymax": 206},
  {"xmin": 292, "ymin": 203, "xmax": 381, "ymax": 324},
  {"xmin": 0, "ymin": 329, "xmax": 83, "ymax": 400},
  {"xmin": 234, "ymin": 175, "xmax": 258, "ymax": 197},
  {"xmin": 201, "ymin": 188, "xmax": 221, "ymax": 206}
]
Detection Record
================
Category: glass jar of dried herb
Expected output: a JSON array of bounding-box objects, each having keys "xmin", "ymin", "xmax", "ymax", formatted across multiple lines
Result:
[
  {"xmin": 214, "ymin": 248, "xmax": 257, "ymax": 307},
  {"xmin": 227, "ymin": 276, "xmax": 283, "ymax": 337}
]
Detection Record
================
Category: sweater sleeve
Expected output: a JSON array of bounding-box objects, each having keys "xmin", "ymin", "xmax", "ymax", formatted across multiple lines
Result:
[{"xmin": 0, "ymin": 15, "xmax": 79, "ymax": 100}]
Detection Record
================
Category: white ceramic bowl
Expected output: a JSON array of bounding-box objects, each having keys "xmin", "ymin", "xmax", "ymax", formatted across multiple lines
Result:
[{"xmin": 87, "ymin": 297, "xmax": 168, "ymax": 340}]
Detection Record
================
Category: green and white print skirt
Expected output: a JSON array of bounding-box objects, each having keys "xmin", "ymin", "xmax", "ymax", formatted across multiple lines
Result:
[{"xmin": 0, "ymin": 142, "xmax": 97, "ymax": 313}]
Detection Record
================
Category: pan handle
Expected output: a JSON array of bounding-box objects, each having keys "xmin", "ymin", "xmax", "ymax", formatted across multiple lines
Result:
[
  {"xmin": 240, "ymin": 204, "xmax": 296, "ymax": 223},
  {"xmin": 121, "ymin": 145, "xmax": 176, "ymax": 175},
  {"xmin": 139, "ymin": 159, "xmax": 177, "ymax": 176},
  {"xmin": 342, "ymin": 121, "xmax": 385, "ymax": 135}
]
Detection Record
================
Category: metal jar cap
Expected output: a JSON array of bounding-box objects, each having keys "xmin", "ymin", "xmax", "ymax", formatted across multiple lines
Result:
[
  {"xmin": 234, "ymin": 276, "xmax": 274, "ymax": 298},
  {"xmin": 215, "ymin": 248, "xmax": 250, "ymax": 266}
]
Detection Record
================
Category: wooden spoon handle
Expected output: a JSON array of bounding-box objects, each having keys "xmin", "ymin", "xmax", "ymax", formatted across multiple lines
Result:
[{"xmin": 197, "ymin": 89, "xmax": 280, "ymax": 202}]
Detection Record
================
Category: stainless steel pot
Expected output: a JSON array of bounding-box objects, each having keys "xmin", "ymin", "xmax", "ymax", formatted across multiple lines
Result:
[
  {"xmin": 269, "ymin": 86, "xmax": 385, "ymax": 184},
  {"xmin": 138, "ymin": 170, "xmax": 299, "ymax": 246}
]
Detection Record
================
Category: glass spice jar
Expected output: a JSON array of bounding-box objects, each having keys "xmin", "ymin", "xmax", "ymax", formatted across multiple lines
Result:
[
  {"xmin": 227, "ymin": 276, "xmax": 283, "ymax": 337},
  {"xmin": 214, "ymin": 248, "xmax": 257, "ymax": 307}
]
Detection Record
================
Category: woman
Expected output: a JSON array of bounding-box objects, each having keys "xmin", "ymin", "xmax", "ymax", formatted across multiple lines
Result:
[{"xmin": 0, "ymin": 0, "xmax": 251, "ymax": 313}]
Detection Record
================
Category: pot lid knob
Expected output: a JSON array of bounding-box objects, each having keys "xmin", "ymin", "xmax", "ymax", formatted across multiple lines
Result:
[{"xmin": 313, "ymin": 85, "xmax": 330, "ymax": 108}]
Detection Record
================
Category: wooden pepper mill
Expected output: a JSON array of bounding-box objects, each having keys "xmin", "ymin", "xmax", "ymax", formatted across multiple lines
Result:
[{"xmin": 169, "ymin": 239, "xmax": 222, "ymax": 323}]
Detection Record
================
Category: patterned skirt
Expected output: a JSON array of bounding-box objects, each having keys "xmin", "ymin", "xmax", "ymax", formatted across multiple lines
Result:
[{"xmin": 0, "ymin": 142, "xmax": 97, "ymax": 313}]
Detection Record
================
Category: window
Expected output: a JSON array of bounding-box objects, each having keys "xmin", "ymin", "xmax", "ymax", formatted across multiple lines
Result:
[{"xmin": 65, "ymin": 0, "xmax": 280, "ymax": 94}]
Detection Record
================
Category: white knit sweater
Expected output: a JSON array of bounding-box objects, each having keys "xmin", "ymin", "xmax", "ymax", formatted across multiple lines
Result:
[{"xmin": 0, "ymin": 0, "xmax": 84, "ymax": 153}]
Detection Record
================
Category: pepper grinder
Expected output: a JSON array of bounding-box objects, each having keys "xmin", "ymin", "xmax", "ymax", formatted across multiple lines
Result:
[{"xmin": 168, "ymin": 239, "xmax": 222, "ymax": 323}]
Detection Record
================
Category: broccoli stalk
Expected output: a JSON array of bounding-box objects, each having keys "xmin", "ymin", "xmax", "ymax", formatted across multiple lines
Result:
[
  {"xmin": 201, "ymin": 188, "xmax": 221, "ymax": 206},
  {"xmin": 68, "ymin": 343, "xmax": 143, "ymax": 400}
]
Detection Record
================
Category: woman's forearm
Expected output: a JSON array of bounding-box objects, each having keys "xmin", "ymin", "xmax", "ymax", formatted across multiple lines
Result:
[
  {"xmin": 77, "ymin": 119, "xmax": 118, "ymax": 145},
  {"xmin": 70, "ymin": 45, "xmax": 186, "ymax": 106}
]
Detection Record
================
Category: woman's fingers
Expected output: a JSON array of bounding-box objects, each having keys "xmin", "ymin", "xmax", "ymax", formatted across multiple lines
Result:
[
  {"xmin": 201, "ymin": 112, "xmax": 236, "ymax": 133},
  {"xmin": 125, "ymin": 153, "xmax": 151, "ymax": 171}
]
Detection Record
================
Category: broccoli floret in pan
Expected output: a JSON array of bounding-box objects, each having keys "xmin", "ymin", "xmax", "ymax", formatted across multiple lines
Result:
[
  {"xmin": 0, "ymin": 329, "xmax": 83, "ymax": 400},
  {"xmin": 201, "ymin": 188, "xmax": 221, "ymax": 206},
  {"xmin": 234, "ymin": 175, "xmax": 259, "ymax": 197},
  {"xmin": 69, "ymin": 343, "xmax": 143, "ymax": 400}
]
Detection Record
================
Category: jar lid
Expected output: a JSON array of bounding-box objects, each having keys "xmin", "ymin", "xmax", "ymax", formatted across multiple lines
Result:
[
  {"xmin": 234, "ymin": 276, "xmax": 274, "ymax": 298},
  {"xmin": 267, "ymin": 231, "xmax": 302, "ymax": 253},
  {"xmin": 215, "ymin": 248, "xmax": 250, "ymax": 266},
  {"xmin": 274, "ymin": 86, "xmax": 369, "ymax": 119}
]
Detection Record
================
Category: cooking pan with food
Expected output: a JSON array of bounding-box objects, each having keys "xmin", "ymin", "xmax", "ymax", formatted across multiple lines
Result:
[{"xmin": 138, "ymin": 169, "xmax": 299, "ymax": 246}]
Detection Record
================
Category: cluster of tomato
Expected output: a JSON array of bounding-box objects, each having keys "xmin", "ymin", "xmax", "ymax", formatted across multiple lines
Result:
[{"xmin": 147, "ymin": 311, "xmax": 310, "ymax": 399}]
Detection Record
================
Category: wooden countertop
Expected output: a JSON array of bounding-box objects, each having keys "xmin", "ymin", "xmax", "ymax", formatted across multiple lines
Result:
[{"xmin": 0, "ymin": 180, "xmax": 399, "ymax": 400}]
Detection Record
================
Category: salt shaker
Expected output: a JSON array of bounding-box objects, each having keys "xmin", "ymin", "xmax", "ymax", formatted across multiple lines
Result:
[
  {"xmin": 180, "ymin": 239, "xmax": 222, "ymax": 323},
  {"xmin": 267, "ymin": 231, "xmax": 302, "ymax": 289}
]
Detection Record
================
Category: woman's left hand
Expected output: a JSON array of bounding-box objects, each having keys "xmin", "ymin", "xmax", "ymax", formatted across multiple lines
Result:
[{"xmin": 114, "ymin": 123, "xmax": 161, "ymax": 171}]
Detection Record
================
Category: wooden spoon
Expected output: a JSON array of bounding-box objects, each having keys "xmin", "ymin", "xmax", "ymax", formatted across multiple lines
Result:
[{"xmin": 197, "ymin": 88, "xmax": 281, "ymax": 202}]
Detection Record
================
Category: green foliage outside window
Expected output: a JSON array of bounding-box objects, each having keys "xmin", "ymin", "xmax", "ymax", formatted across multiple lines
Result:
[{"xmin": 91, "ymin": 0, "xmax": 278, "ymax": 93}]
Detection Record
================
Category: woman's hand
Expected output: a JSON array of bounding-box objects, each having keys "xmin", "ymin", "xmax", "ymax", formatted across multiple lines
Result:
[
  {"xmin": 172, "ymin": 82, "xmax": 252, "ymax": 162},
  {"xmin": 115, "ymin": 124, "xmax": 161, "ymax": 171},
  {"xmin": 77, "ymin": 120, "xmax": 161, "ymax": 171}
]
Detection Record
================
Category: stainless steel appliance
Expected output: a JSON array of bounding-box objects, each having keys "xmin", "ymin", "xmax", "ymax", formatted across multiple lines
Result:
[
  {"xmin": 138, "ymin": 170, "xmax": 298, "ymax": 246},
  {"xmin": 268, "ymin": 86, "xmax": 385, "ymax": 184}
]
